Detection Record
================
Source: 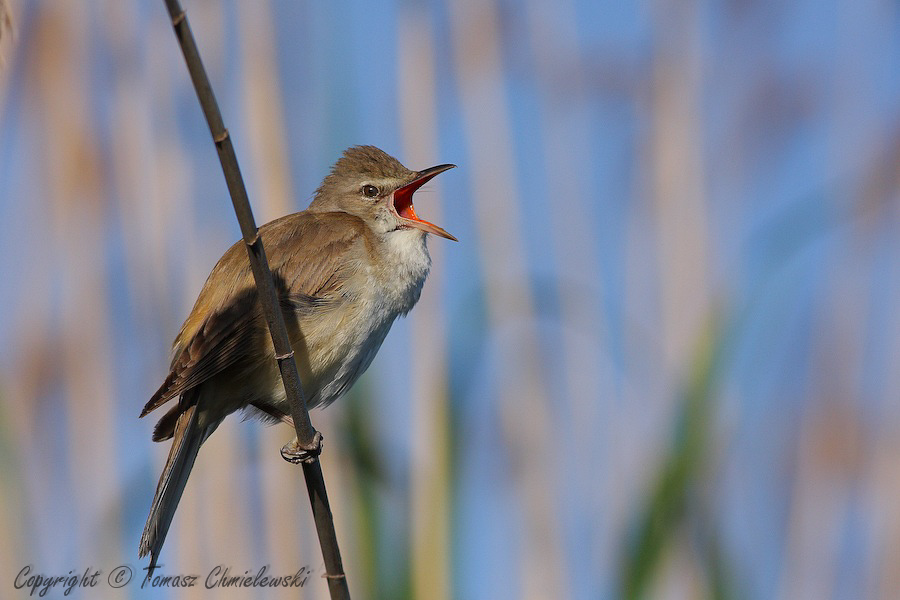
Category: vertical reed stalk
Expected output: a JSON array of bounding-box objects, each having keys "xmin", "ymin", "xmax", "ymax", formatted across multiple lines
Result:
[
  {"xmin": 159, "ymin": 1, "xmax": 349, "ymax": 597},
  {"xmin": 447, "ymin": 0, "xmax": 568, "ymax": 597},
  {"xmin": 398, "ymin": 10, "xmax": 452, "ymax": 600}
]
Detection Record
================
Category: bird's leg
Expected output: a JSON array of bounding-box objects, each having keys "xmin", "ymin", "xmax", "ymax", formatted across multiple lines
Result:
[
  {"xmin": 249, "ymin": 401, "xmax": 323, "ymax": 463},
  {"xmin": 281, "ymin": 432, "xmax": 324, "ymax": 464},
  {"xmin": 250, "ymin": 401, "xmax": 295, "ymax": 428}
]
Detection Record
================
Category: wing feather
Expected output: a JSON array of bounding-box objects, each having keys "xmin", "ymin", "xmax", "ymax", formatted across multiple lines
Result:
[{"xmin": 140, "ymin": 211, "xmax": 369, "ymax": 419}]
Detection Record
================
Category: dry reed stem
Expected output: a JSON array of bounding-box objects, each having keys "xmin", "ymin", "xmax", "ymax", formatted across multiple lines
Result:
[
  {"xmin": 398, "ymin": 10, "xmax": 453, "ymax": 600},
  {"xmin": 159, "ymin": 1, "xmax": 349, "ymax": 597},
  {"xmin": 447, "ymin": 0, "xmax": 569, "ymax": 597}
]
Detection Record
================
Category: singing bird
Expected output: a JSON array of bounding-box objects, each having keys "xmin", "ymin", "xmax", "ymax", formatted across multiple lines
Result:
[{"xmin": 139, "ymin": 145, "xmax": 456, "ymax": 564}]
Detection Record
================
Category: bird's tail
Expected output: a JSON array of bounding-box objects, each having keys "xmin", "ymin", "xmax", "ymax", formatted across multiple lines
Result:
[{"xmin": 139, "ymin": 399, "xmax": 210, "ymax": 567}]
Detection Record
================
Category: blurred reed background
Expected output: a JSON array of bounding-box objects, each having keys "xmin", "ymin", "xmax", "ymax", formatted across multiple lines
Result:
[{"xmin": 0, "ymin": 0, "xmax": 898, "ymax": 599}]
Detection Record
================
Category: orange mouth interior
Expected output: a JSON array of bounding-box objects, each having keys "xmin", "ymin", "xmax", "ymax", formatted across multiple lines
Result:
[{"xmin": 393, "ymin": 185, "xmax": 421, "ymax": 221}]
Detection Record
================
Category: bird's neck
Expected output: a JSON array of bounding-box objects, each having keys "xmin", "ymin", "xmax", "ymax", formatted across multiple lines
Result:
[{"xmin": 372, "ymin": 229, "xmax": 431, "ymax": 316}]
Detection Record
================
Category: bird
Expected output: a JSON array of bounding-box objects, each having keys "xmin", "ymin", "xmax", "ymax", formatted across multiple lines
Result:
[{"xmin": 139, "ymin": 145, "xmax": 456, "ymax": 566}]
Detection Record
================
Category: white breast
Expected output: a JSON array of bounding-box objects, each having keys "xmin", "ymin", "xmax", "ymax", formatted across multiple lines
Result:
[
  {"xmin": 373, "ymin": 228, "xmax": 432, "ymax": 315},
  {"xmin": 295, "ymin": 229, "xmax": 432, "ymax": 409}
]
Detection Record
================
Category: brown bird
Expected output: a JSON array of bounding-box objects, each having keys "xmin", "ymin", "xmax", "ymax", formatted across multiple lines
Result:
[{"xmin": 139, "ymin": 145, "xmax": 456, "ymax": 565}]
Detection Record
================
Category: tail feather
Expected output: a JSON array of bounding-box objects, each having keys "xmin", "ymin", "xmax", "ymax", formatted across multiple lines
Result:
[
  {"xmin": 139, "ymin": 401, "xmax": 208, "ymax": 565},
  {"xmin": 152, "ymin": 403, "xmax": 182, "ymax": 442},
  {"xmin": 141, "ymin": 370, "xmax": 179, "ymax": 418}
]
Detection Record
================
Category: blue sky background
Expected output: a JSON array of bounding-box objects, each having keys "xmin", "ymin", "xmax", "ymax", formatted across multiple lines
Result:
[{"xmin": 0, "ymin": 0, "xmax": 898, "ymax": 599}]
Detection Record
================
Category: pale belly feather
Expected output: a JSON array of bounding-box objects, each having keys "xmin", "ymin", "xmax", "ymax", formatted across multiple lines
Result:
[{"xmin": 267, "ymin": 228, "xmax": 431, "ymax": 412}]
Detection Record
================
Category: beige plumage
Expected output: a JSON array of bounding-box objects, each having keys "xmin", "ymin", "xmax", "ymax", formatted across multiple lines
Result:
[{"xmin": 139, "ymin": 146, "xmax": 456, "ymax": 565}]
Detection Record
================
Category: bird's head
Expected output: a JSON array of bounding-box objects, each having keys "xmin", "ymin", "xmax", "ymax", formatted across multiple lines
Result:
[{"xmin": 310, "ymin": 146, "xmax": 457, "ymax": 241}]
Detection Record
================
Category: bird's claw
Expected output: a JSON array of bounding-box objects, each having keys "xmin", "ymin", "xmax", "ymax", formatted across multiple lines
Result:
[{"xmin": 280, "ymin": 431, "xmax": 324, "ymax": 464}]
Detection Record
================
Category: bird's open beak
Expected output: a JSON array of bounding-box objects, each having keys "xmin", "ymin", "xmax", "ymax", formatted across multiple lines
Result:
[{"xmin": 391, "ymin": 164, "xmax": 458, "ymax": 241}]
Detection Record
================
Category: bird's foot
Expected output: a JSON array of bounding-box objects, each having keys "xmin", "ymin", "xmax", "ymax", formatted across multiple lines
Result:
[{"xmin": 280, "ymin": 431, "xmax": 324, "ymax": 464}]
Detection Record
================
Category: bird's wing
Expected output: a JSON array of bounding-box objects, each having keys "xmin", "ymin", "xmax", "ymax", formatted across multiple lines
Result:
[
  {"xmin": 140, "ymin": 287, "xmax": 261, "ymax": 417},
  {"xmin": 272, "ymin": 210, "xmax": 371, "ymax": 304},
  {"xmin": 140, "ymin": 211, "xmax": 369, "ymax": 418}
]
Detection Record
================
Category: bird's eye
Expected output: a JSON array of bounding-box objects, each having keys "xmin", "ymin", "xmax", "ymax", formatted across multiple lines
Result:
[{"xmin": 362, "ymin": 184, "xmax": 379, "ymax": 198}]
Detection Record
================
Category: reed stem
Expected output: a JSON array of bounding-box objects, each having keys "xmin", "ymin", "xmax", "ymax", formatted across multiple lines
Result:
[{"xmin": 160, "ymin": 1, "xmax": 350, "ymax": 597}]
